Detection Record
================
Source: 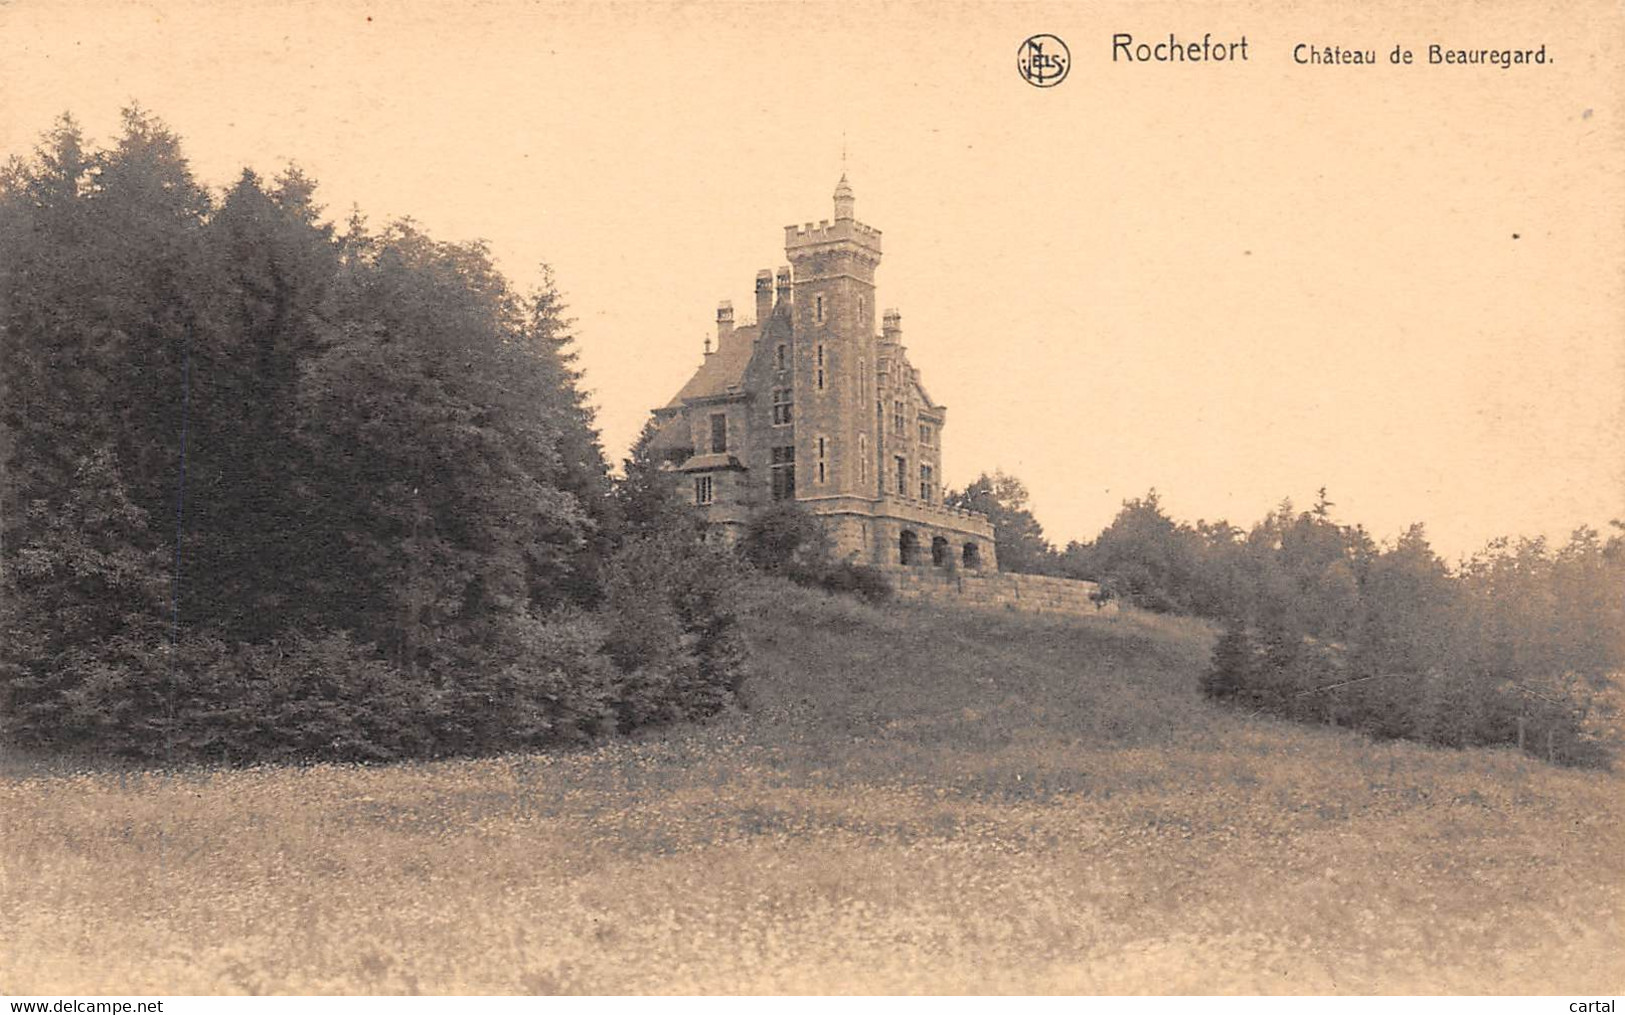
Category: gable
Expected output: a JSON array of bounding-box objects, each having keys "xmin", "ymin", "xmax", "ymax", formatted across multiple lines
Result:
[{"xmin": 913, "ymin": 375, "xmax": 939, "ymax": 412}]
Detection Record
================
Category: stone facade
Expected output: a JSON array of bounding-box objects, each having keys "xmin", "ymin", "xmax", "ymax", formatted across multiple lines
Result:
[{"xmin": 650, "ymin": 176, "xmax": 997, "ymax": 573}]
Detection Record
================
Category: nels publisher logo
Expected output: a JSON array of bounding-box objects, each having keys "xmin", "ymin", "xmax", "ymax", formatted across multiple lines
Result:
[{"xmin": 1018, "ymin": 34, "xmax": 1071, "ymax": 87}]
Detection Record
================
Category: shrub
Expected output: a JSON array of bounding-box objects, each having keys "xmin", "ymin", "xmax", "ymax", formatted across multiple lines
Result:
[
  {"xmin": 739, "ymin": 502, "xmax": 893, "ymax": 603},
  {"xmin": 7, "ymin": 630, "xmax": 440, "ymax": 764},
  {"xmin": 514, "ymin": 615, "xmax": 622, "ymax": 740},
  {"xmin": 815, "ymin": 560, "xmax": 894, "ymax": 603},
  {"xmin": 240, "ymin": 632, "xmax": 439, "ymax": 762},
  {"xmin": 601, "ymin": 535, "xmax": 751, "ymax": 729},
  {"xmin": 740, "ymin": 502, "xmax": 832, "ymax": 579},
  {"xmin": 1202, "ymin": 619, "xmax": 1253, "ymax": 701}
]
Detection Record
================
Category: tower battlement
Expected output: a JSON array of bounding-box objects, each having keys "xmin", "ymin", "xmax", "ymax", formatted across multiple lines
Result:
[
  {"xmin": 783, "ymin": 218, "xmax": 883, "ymax": 253},
  {"xmin": 784, "ymin": 174, "xmax": 882, "ymax": 255}
]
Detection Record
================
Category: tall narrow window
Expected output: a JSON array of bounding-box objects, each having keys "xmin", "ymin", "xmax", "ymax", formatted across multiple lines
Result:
[
  {"xmin": 918, "ymin": 422, "xmax": 934, "ymax": 447},
  {"xmin": 710, "ymin": 413, "xmax": 727, "ymax": 454},
  {"xmin": 815, "ymin": 295, "xmax": 825, "ymax": 323},
  {"xmin": 892, "ymin": 400, "xmax": 906, "ymax": 436},
  {"xmin": 816, "ymin": 345, "xmax": 825, "ymax": 391},
  {"xmin": 919, "ymin": 463, "xmax": 934, "ymax": 503},
  {"xmin": 859, "ymin": 357, "xmax": 866, "ymax": 402},
  {"xmin": 895, "ymin": 455, "xmax": 907, "ymax": 497},
  {"xmin": 775, "ymin": 343, "xmax": 787, "ymax": 371},
  {"xmin": 770, "ymin": 446, "xmax": 796, "ymax": 501},
  {"xmin": 771, "ymin": 388, "xmax": 792, "ymax": 426},
  {"xmin": 817, "ymin": 437, "xmax": 827, "ymax": 484},
  {"xmin": 694, "ymin": 475, "xmax": 713, "ymax": 506},
  {"xmin": 858, "ymin": 433, "xmax": 869, "ymax": 484}
]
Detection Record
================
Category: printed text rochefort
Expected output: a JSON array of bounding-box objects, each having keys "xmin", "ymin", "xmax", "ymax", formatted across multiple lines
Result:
[{"xmin": 1112, "ymin": 33, "xmax": 1250, "ymax": 62}]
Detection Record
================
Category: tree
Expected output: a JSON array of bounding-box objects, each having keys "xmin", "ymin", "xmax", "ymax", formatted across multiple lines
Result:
[
  {"xmin": 0, "ymin": 111, "xmax": 194, "ymax": 750},
  {"xmin": 519, "ymin": 266, "xmax": 617, "ymax": 580},
  {"xmin": 1244, "ymin": 494, "xmax": 1366, "ymax": 642},
  {"xmin": 614, "ymin": 417, "xmax": 702, "ymax": 543},
  {"xmin": 1203, "ymin": 617, "xmax": 1254, "ymax": 700},
  {"xmin": 945, "ymin": 470, "xmax": 1056, "ymax": 574},
  {"xmin": 1070, "ymin": 490, "xmax": 1197, "ymax": 612},
  {"xmin": 297, "ymin": 221, "xmax": 601, "ymax": 671},
  {"xmin": 181, "ymin": 167, "xmax": 338, "ymax": 641}
]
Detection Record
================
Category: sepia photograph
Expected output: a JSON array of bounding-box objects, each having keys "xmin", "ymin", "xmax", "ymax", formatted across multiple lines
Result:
[{"xmin": 1, "ymin": 0, "xmax": 1621, "ymax": 999}]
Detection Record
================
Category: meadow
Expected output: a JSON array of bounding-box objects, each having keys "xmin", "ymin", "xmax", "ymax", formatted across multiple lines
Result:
[{"xmin": 3, "ymin": 581, "xmax": 1620, "ymax": 994}]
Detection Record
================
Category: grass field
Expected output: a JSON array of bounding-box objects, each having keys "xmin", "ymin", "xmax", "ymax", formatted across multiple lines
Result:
[{"xmin": 3, "ymin": 581, "xmax": 1620, "ymax": 994}]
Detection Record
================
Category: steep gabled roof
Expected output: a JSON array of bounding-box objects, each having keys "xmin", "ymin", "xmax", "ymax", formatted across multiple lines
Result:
[
  {"xmin": 663, "ymin": 324, "xmax": 758, "ymax": 408},
  {"xmin": 759, "ymin": 299, "xmax": 794, "ymax": 345}
]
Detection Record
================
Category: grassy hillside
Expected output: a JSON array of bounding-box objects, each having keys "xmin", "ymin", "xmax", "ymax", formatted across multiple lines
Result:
[{"xmin": 3, "ymin": 581, "xmax": 1620, "ymax": 994}]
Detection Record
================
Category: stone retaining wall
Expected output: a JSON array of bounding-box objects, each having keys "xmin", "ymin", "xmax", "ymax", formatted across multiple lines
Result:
[{"xmin": 887, "ymin": 569, "xmax": 1117, "ymax": 616}]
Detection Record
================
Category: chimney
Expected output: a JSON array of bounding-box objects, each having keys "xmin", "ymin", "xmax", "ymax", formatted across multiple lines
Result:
[
  {"xmin": 775, "ymin": 265, "xmax": 792, "ymax": 305},
  {"xmin": 882, "ymin": 308, "xmax": 902, "ymax": 342},
  {"xmin": 755, "ymin": 269, "xmax": 773, "ymax": 326},
  {"xmin": 715, "ymin": 300, "xmax": 733, "ymax": 352}
]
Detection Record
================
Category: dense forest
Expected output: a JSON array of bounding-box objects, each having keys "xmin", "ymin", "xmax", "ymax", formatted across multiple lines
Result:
[
  {"xmin": 962, "ymin": 475, "xmax": 1623, "ymax": 767},
  {"xmin": 0, "ymin": 110, "xmax": 747, "ymax": 763}
]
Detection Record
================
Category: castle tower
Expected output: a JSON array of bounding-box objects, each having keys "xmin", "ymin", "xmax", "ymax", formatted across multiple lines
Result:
[
  {"xmin": 784, "ymin": 174, "xmax": 884, "ymax": 501},
  {"xmin": 655, "ymin": 174, "xmax": 996, "ymax": 571}
]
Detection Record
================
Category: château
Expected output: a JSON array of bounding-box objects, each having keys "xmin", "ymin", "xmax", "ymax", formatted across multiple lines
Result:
[{"xmin": 648, "ymin": 176, "xmax": 997, "ymax": 572}]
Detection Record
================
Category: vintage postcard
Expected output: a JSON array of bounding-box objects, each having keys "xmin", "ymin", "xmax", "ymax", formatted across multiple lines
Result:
[{"xmin": 1, "ymin": 0, "xmax": 1620, "ymax": 1000}]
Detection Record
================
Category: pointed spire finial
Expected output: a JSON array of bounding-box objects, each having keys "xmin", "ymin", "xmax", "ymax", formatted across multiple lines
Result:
[{"xmin": 833, "ymin": 166, "xmax": 855, "ymax": 220}]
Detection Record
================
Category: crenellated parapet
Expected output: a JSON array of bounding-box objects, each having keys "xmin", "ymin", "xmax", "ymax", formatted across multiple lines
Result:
[{"xmin": 784, "ymin": 217, "xmax": 884, "ymax": 255}]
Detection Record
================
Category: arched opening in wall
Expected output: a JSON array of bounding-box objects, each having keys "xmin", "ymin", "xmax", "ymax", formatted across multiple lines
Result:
[
  {"xmin": 899, "ymin": 529, "xmax": 920, "ymax": 566},
  {"xmin": 931, "ymin": 536, "xmax": 949, "ymax": 567},
  {"xmin": 962, "ymin": 543, "xmax": 981, "ymax": 570}
]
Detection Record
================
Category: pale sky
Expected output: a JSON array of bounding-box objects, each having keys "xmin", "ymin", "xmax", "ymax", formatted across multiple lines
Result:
[{"xmin": 3, "ymin": 0, "xmax": 1621, "ymax": 560}]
